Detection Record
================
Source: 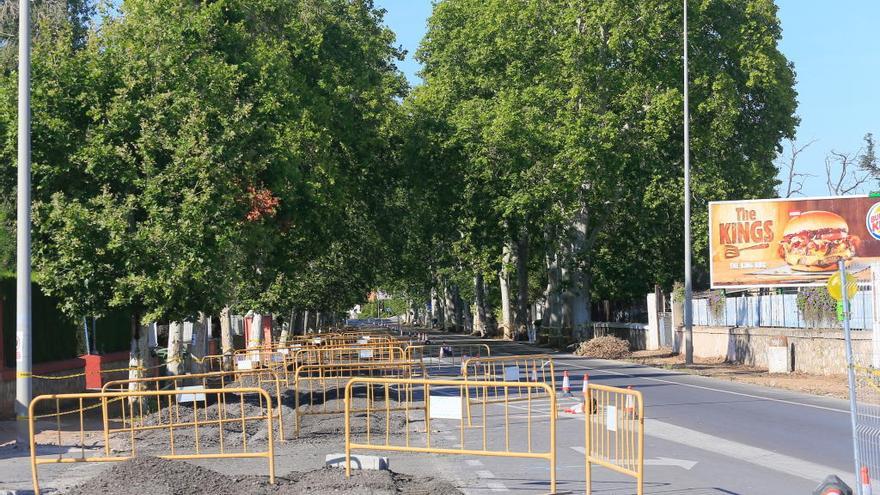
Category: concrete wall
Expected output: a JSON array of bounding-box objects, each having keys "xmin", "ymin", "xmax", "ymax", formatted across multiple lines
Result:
[{"xmin": 673, "ymin": 325, "xmax": 870, "ymax": 375}]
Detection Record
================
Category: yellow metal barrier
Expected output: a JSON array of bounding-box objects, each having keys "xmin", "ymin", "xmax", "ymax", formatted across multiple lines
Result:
[
  {"xmin": 407, "ymin": 343, "xmax": 491, "ymax": 374},
  {"xmin": 462, "ymin": 354, "xmax": 556, "ymax": 424},
  {"xmin": 584, "ymin": 383, "xmax": 644, "ymax": 495},
  {"xmin": 28, "ymin": 387, "xmax": 275, "ymax": 495},
  {"xmin": 344, "ymin": 376, "xmax": 557, "ymax": 493},
  {"xmin": 293, "ymin": 361, "xmax": 427, "ymax": 436},
  {"xmin": 101, "ymin": 368, "xmax": 286, "ymax": 441}
]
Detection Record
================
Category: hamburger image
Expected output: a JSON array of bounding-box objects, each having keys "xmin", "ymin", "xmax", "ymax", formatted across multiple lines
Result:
[{"xmin": 778, "ymin": 210, "xmax": 859, "ymax": 271}]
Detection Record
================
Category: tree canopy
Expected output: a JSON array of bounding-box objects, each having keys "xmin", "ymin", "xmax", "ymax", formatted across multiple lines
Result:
[{"xmin": 0, "ymin": 0, "xmax": 798, "ymax": 336}]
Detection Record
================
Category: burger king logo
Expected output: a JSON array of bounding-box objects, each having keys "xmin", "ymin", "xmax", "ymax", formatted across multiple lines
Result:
[{"xmin": 868, "ymin": 203, "xmax": 880, "ymax": 240}]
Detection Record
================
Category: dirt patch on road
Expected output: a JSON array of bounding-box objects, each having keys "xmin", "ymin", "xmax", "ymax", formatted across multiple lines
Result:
[
  {"xmin": 628, "ymin": 349, "xmax": 849, "ymax": 399},
  {"xmin": 63, "ymin": 456, "xmax": 462, "ymax": 495}
]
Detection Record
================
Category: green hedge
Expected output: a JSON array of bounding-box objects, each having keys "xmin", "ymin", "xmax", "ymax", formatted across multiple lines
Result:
[{"xmin": 0, "ymin": 276, "xmax": 130, "ymax": 366}]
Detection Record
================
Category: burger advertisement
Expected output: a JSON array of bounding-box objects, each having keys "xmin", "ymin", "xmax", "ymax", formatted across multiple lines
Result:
[{"xmin": 709, "ymin": 195, "xmax": 880, "ymax": 288}]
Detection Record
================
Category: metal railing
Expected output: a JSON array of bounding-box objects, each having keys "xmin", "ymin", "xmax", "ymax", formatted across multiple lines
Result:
[
  {"xmin": 100, "ymin": 368, "xmax": 286, "ymax": 441},
  {"xmin": 462, "ymin": 354, "xmax": 556, "ymax": 424},
  {"xmin": 344, "ymin": 376, "xmax": 557, "ymax": 493},
  {"xmin": 292, "ymin": 361, "xmax": 427, "ymax": 436},
  {"xmin": 28, "ymin": 388, "xmax": 275, "ymax": 495},
  {"xmin": 407, "ymin": 343, "xmax": 491, "ymax": 375},
  {"xmin": 584, "ymin": 383, "xmax": 644, "ymax": 495}
]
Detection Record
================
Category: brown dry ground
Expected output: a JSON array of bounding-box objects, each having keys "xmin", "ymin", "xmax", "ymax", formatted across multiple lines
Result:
[{"xmin": 626, "ymin": 349, "xmax": 850, "ymax": 399}]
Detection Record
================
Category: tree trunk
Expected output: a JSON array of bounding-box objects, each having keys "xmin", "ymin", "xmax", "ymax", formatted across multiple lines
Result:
[
  {"xmin": 249, "ymin": 313, "xmax": 263, "ymax": 348},
  {"xmin": 515, "ymin": 229, "xmax": 530, "ymax": 339},
  {"xmin": 219, "ymin": 307, "xmax": 233, "ymax": 370},
  {"xmin": 279, "ymin": 309, "xmax": 292, "ymax": 345},
  {"xmin": 570, "ymin": 204, "xmax": 592, "ymax": 340},
  {"xmin": 452, "ymin": 284, "xmax": 464, "ymax": 332},
  {"xmin": 127, "ymin": 311, "xmax": 151, "ymax": 407},
  {"xmin": 191, "ymin": 313, "xmax": 208, "ymax": 374},
  {"xmin": 499, "ymin": 240, "xmax": 514, "ymax": 340},
  {"xmin": 543, "ymin": 239, "xmax": 563, "ymax": 331},
  {"xmin": 430, "ymin": 287, "xmax": 440, "ymax": 328},
  {"xmin": 167, "ymin": 321, "xmax": 184, "ymax": 375},
  {"xmin": 302, "ymin": 310, "xmax": 310, "ymax": 334},
  {"xmin": 473, "ymin": 273, "xmax": 487, "ymax": 337}
]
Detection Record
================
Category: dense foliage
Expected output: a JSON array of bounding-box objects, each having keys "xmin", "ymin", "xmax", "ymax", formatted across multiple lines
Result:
[{"xmin": 0, "ymin": 0, "xmax": 798, "ymax": 341}]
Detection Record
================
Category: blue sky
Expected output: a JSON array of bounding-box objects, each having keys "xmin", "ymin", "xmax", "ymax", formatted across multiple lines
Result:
[{"xmin": 375, "ymin": 1, "xmax": 879, "ymax": 198}]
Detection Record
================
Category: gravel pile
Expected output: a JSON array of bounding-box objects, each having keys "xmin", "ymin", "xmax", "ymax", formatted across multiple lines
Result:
[
  {"xmin": 573, "ymin": 336, "xmax": 631, "ymax": 359},
  {"xmin": 63, "ymin": 456, "xmax": 462, "ymax": 495}
]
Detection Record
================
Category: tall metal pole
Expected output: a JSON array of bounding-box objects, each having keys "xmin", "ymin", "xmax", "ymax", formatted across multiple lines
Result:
[
  {"xmin": 683, "ymin": 0, "xmax": 694, "ymax": 365},
  {"xmin": 15, "ymin": 0, "xmax": 33, "ymax": 446},
  {"xmin": 840, "ymin": 260, "xmax": 863, "ymax": 495}
]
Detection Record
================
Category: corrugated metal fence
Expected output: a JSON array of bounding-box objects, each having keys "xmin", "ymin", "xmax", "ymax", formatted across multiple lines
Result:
[{"xmin": 693, "ymin": 289, "xmax": 873, "ymax": 330}]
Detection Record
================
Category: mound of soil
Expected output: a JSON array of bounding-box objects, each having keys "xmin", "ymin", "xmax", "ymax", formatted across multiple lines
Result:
[
  {"xmin": 63, "ymin": 456, "xmax": 462, "ymax": 495},
  {"xmin": 573, "ymin": 336, "xmax": 631, "ymax": 359}
]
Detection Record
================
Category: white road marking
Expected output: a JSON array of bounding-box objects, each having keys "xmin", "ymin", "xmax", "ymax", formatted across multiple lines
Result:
[
  {"xmin": 645, "ymin": 418, "xmax": 851, "ymax": 483},
  {"xmin": 558, "ymin": 360, "xmax": 850, "ymax": 414},
  {"xmin": 486, "ymin": 481, "xmax": 507, "ymax": 492},
  {"xmin": 569, "ymin": 447, "xmax": 697, "ymax": 470},
  {"xmin": 466, "ymin": 459, "xmax": 483, "ymax": 467},
  {"xmin": 475, "ymin": 470, "xmax": 496, "ymax": 478}
]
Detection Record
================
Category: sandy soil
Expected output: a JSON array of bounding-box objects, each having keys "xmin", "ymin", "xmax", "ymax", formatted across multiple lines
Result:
[{"xmin": 626, "ymin": 349, "xmax": 850, "ymax": 399}]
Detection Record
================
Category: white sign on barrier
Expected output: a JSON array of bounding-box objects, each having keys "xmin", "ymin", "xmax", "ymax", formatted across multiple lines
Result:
[
  {"xmin": 503, "ymin": 366, "xmax": 520, "ymax": 382},
  {"xmin": 177, "ymin": 385, "xmax": 206, "ymax": 403},
  {"xmin": 312, "ymin": 338, "xmax": 322, "ymax": 345},
  {"xmin": 359, "ymin": 349, "xmax": 374, "ymax": 359},
  {"xmin": 429, "ymin": 395, "xmax": 462, "ymax": 420},
  {"xmin": 606, "ymin": 405, "xmax": 618, "ymax": 432},
  {"xmin": 236, "ymin": 358, "xmax": 254, "ymax": 370},
  {"xmin": 278, "ymin": 348, "xmax": 289, "ymax": 355}
]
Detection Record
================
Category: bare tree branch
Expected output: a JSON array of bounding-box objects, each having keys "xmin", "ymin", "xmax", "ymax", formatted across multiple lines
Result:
[
  {"xmin": 779, "ymin": 138, "xmax": 816, "ymax": 197},
  {"xmin": 826, "ymin": 148, "xmax": 872, "ymax": 196}
]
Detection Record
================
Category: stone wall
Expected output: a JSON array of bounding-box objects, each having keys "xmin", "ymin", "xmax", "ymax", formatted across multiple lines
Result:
[{"xmin": 673, "ymin": 325, "xmax": 871, "ymax": 375}]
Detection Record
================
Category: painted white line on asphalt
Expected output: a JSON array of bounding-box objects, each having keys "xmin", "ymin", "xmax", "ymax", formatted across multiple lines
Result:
[
  {"xmin": 569, "ymin": 447, "xmax": 697, "ymax": 469},
  {"xmin": 644, "ymin": 418, "xmax": 850, "ymax": 483},
  {"xmin": 486, "ymin": 481, "xmax": 507, "ymax": 492},
  {"xmin": 476, "ymin": 470, "xmax": 496, "ymax": 478},
  {"xmin": 558, "ymin": 360, "xmax": 849, "ymax": 414},
  {"xmin": 466, "ymin": 459, "xmax": 483, "ymax": 467}
]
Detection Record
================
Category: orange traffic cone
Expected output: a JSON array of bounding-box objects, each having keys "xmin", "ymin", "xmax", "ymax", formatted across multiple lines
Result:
[
  {"xmin": 562, "ymin": 371, "xmax": 572, "ymax": 397},
  {"xmin": 625, "ymin": 385, "xmax": 637, "ymax": 418},
  {"xmin": 564, "ymin": 402, "xmax": 584, "ymax": 414},
  {"xmin": 862, "ymin": 466, "xmax": 872, "ymax": 495}
]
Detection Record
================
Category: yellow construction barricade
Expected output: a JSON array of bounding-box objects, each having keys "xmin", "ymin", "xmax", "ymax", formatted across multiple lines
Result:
[
  {"xmin": 292, "ymin": 360, "xmax": 427, "ymax": 435},
  {"xmin": 584, "ymin": 383, "xmax": 644, "ymax": 495},
  {"xmin": 344, "ymin": 376, "xmax": 557, "ymax": 493},
  {"xmin": 28, "ymin": 387, "xmax": 275, "ymax": 495},
  {"xmin": 101, "ymin": 368, "xmax": 286, "ymax": 441},
  {"xmin": 462, "ymin": 354, "xmax": 556, "ymax": 424},
  {"xmin": 407, "ymin": 343, "xmax": 491, "ymax": 375}
]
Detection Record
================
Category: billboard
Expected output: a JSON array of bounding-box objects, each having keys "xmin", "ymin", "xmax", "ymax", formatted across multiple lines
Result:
[{"xmin": 709, "ymin": 195, "xmax": 880, "ymax": 288}]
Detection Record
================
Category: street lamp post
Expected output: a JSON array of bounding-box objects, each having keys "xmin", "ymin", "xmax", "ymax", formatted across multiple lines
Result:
[
  {"xmin": 683, "ymin": 0, "xmax": 694, "ymax": 365},
  {"xmin": 15, "ymin": 0, "xmax": 33, "ymax": 445}
]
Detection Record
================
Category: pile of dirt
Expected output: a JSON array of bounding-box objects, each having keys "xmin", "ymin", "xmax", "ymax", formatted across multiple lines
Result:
[
  {"xmin": 63, "ymin": 456, "xmax": 462, "ymax": 495},
  {"xmin": 573, "ymin": 336, "xmax": 631, "ymax": 359},
  {"xmin": 115, "ymin": 394, "xmax": 293, "ymax": 453}
]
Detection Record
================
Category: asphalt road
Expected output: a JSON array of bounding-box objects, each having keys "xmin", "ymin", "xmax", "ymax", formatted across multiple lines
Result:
[{"xmin": 430, "ymin": 337, "xmax": 858, "ymax": 494}]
